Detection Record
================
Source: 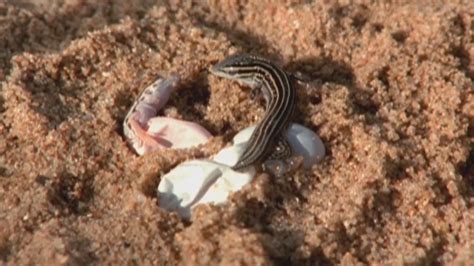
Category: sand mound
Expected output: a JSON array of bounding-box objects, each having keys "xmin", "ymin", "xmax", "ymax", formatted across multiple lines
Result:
[{"xmin": 0, "ymin": 1, "xmax": 473, "ymax": 264}]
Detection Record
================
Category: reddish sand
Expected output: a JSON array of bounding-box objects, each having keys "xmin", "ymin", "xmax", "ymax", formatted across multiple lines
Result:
[{"xmin": 0, "ymin": 1, "xmax": 473, "ymax": 264}]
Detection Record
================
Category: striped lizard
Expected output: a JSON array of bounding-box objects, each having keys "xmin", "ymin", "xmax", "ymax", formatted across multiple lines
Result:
[{"xmin": 210, "ymin": 54, "xmax": 297, "ymax": 171}]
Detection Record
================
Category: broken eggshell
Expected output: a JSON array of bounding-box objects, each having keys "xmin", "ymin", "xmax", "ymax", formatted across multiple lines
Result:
[
  {"xmin": 157, "ymin": 123, "xmax": 325, "ymax": 219},
  {"xmin": 124, "ymin": 75, "xmax": 212, "ymax": 155}
]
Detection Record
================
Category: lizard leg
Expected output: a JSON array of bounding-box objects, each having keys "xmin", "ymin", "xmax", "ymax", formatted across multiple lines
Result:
[
  {"xmin": 262, "ymin": 136, "xmax": 294, "ymax": 177},
  {"xmin": 268, "ymin": 136, "xmax": 293, "ymax": 160}
]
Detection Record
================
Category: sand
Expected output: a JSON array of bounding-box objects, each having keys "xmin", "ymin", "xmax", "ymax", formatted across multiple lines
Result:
[{"xmin": 0, "ymin": 0, "xmax": 473, "ymax": 265}]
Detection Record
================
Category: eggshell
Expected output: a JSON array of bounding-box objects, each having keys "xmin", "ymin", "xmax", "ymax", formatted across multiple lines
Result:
[{"xmin": 157, "ymin": 123, "xmax": 325, "ymax": 219}]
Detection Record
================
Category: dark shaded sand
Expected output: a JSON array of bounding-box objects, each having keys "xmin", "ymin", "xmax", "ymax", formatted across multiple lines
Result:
[{"xmin": 1, "ymin": 0, "xmax": 473, "ymax": 264}]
